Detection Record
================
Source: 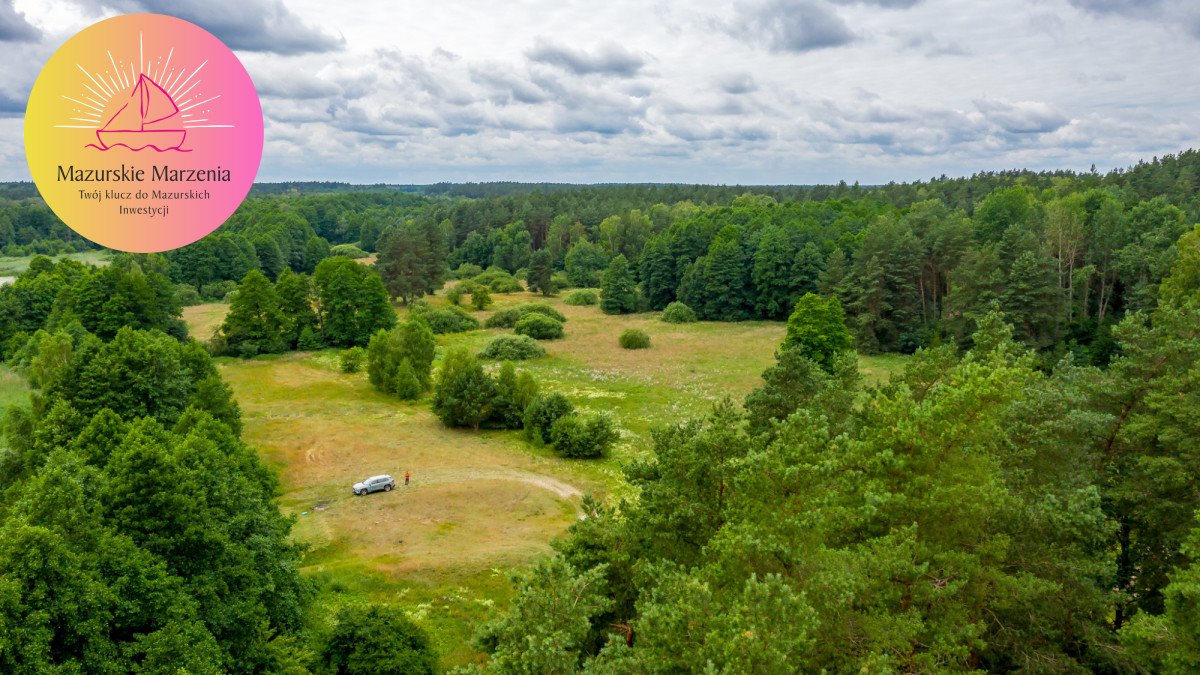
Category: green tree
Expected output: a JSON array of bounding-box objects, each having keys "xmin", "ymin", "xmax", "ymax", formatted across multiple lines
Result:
[
  {"xmin": 528, "ymin": 249, "xmax": 555, "ymax": 296},
  {"xmin": 638, "ymin": 234, "xmax": 676, "ymax": 310},
  {"xmin": 431, "ymin": 347, "xmax": 495, "ymax": 430},
  {"xmin": 487, "ymin": 361, "xmax": 538, "ymax": 430},
  {"xmin": 375, "ymin": 222, "xmax": 432, "ymax": 304},
  {"xmin": 275, "ymin": 268, "xmax": 318, "ymax": 348},
  {"xmin": 752, "ymin": 226, "xmax": 799, "ymax": 320},
  {"xmin": 781, "ymin": 293, "xmax": 853, "ymax": 372},
  {"xmin": 366, "ymin": 320, "xmax": 436, "ymax": 398},
  {"xmin": 565, "ymin": 240, "xmax": 608, "ymax": 287},
  {"xmin": 319, "ymin": 605, "xmax": 437, "ymax": 675},
  {"xmin": 600, "ymin": 254, "xmax": 639, "ymax": 315},
  {"xmin": 219, "ymin": 269, "xmax": 287, "ymax": 357},
  {"xmin": 524, "ymin": 392, "xmax": 574, "ymax": 445},
  {"xmin": 314, "ymin": 257, "xmax": 396, "ymax": 347}
]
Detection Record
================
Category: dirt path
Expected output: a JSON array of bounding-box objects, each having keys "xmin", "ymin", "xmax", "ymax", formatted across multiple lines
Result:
[{"xmin": 413, "ymin": 467, "xmax": 582, "ymax": 499}]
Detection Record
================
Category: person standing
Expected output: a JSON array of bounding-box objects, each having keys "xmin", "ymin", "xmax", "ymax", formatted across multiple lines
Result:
[{"xmin": 405, "ymin": 471, "xmax": 410, "ymax": 486}]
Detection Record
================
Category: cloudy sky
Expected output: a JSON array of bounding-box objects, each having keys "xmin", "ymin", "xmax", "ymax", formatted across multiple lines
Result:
[{"xmin": 0, "ymin": 0, "xmax": 1196, "ymax": 184}]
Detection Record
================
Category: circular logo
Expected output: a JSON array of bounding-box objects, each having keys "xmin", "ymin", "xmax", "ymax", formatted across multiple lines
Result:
[{"xmin": 24, "ymin": 14, "xmax": 263, "ymax": 253}]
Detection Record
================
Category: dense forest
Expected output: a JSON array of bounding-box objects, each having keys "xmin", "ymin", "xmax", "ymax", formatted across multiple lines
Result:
[{"xmin": 0, "ymin": 149, "xmax": 1198, "ymax": 671}]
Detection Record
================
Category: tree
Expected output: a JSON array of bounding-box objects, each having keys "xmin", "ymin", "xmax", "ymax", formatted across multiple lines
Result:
[
  {"xmin": 600, "ymin": 254, "xmax": 639, "ymax": 315},
  {"xmin": 638, "ymin": 235, "xmax": 676, "ymax": 310},
  {"xmin": 470, "ymin": 285, "xmax": 492, "ymax": 310},
  {"xmin": 319, "ymin": 605, "xmax": 437, "ymax": 675},
  {"xmin": 488, "ymin": 362, "xmax": 538, "ymax": 430},
  {"xmin": 303, "ymin": 236, "xmax": 331, "ymax": 274},
  {"xmin": 432, "ymin": 347, "xmax": 495, "ymax": 430},
  {"xmin": 565, "ymin": 240, "xmax": 608, "ymax": 288},
  {"xmin": 524, "ymin": 393, "xmax": 574, "ymax": 445},
  {"xmin": 314, "ymin": 257, "xmax": 396, "ymax": 347},
  {"xmin": 549, "ymin": 413, "xmax": 618, "ymax": 459},
  {"xmin": 219, "ymin": 269, "xmax": 287, "ymax": 356},
  {"xmin": 697, "ymin": 225, "xmax": 752, "ymax": 321},
  {"xmin": 275, "ymin": 269, "xmax": 318, "ymax": 348},
  {"xmin": 528, "ymin": 249, "xmax": 554, "ymax": 296},
  {"xmin": 752, "ymin": 226, "xmax": 799, "ymax": 320},
  {"xmin": 366, "ymin": 320, "xmax": 436, "ymax": 398},
  {"xmin": 782, "ymin": 293, "xmax": 853, "ymax": 372},
  {"xmin": 375, "ymin": 222, "xmax": 432, "ymax": 304}
]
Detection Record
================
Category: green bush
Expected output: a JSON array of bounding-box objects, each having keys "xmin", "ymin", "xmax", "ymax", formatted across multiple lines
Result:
[
  {"xmin": 471, "ymin": 286, "xmax": 493, "ymax": 310},
  {"xmin": 412, "ymin": 305, "xmax": 480, "ymax": 334},
  {"xmin": 551, "ymin": 271, "xmax": 572, "ymax": 290},
  {"xmin": 473, "ymin": 267, "xmax": 523, "ymax": 293},
  {"xmin": 445, "ymin": 282, "xmax": 476, "ymax": 306},
  {"xmin": 330, "ymin": 243, "xmax": 369, "ymax": 259},
  {"xmin": 201, "ymin": 280, "xmax": 238, "ymax": 302},
  {"xmin": 549, "ymin": 413, "xmax": 618, "ymax": 459},
  {"xmin": 661, "ymin": 301, "xmax": 697, "ymax": 324},
  {"xmin": 340, "ymin": 346, "xmax": 366, "ymax": 373},
  {"xmin": 564, "ymin": 289, "xmax": 598, "ymax": 306},
  {"xmin": 524, "ymin": 392, "xmax": 574, "ymax": 444},
  {"xmin": 479, "ymin": 334, "xmax": 546, "ymax": 360},
  {"xmin": 297, "ymin": 326, "xmax": 324, "ymax": 350},
  {"xmin": 174, "ymin": 283, "xmax": 202, "ymax": 307},
  {"xmin": 485, "ymin": 304, "xmax": 568, "ymax": 328},
  {"xmin": 515, "ymin": 314, "xmax": 564, "ymax": 340},
  {"xmin": 454, "ymin": 262, "xmax": 484, "ymax": 279},
  {"xmin": 619, "ymin": 328, "xmax": 651, "ymax": 349},
  {"xmin": 320, "ymin": 605, "xmax": 437, "ymax": 675}
]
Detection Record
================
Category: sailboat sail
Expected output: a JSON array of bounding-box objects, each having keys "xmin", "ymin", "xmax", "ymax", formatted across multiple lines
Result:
[{"xmin": 95, "ymin": 74, "xmax": 187, "ymax": 151}]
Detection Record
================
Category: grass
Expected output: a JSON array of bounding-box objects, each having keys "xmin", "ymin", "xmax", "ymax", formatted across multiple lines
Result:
[
  {"xmin": 185, "ymin": 288, "xmax": 911, "ymax": 668},
  {"xmin": 0, "ymin": 366, "xmax": 29, "ymax": 415},
  {"xmin": 0, "ymin": 250, "xmax": 111, "ymax": 277}
]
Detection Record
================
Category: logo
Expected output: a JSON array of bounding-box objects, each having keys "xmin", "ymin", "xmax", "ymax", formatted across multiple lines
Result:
[{"xmin": 25, "ymin": 14, "xmax": 263, "ymax": 253}]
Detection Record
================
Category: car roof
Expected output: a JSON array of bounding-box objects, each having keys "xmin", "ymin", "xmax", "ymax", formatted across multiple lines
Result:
[{"xmin": 366, "ymin": 474, "xmax": 392, "ymax": 481}]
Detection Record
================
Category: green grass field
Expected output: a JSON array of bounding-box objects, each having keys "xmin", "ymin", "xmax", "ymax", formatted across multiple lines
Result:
[
  {"xmin": 0, "ymin": 250, "xmax": 112, "ymax": 277},
  {"xmin": 185, "ymin": 289, "xmax": 909, "ymax": 667}
]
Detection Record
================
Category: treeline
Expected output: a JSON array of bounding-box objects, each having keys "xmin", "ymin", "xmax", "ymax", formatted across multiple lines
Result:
[{"xmin": 468, "ymin": 225, "xmax": 1200, "ymax": 672}]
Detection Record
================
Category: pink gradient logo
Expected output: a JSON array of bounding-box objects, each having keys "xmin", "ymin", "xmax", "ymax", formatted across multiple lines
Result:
[{"xmin": 26, "ymin": 14, "xmax": 263, "ymax": 253}]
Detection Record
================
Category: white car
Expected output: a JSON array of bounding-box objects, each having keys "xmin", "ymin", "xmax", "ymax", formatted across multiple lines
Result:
[{"xmin": 353, "ymin": 474, "xmax": 396, "ymax": 496}]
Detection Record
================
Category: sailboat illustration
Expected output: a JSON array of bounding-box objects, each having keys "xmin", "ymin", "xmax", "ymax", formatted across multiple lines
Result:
[{"xmin": 94, "ymin": 73, "xmax": 188, "ymax": 152}]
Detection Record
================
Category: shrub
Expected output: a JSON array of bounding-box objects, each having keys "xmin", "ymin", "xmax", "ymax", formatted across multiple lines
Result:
[
  {"xmin": 445, "ymin": 282, "xmax": 474, "ymax": 306},
  {"xmin": 201, "ymin": 280, "xmax": 238, "ymax": 302},
  {"xmin": 619, "ymin": 328, "xmax": 651, "ymax": 349},
  {"xmin": 524, "ymin": 393, "xmax": 574, "ymax": 444},
  {"xmin": 473, "ymin": 267, "xmax": 523, "ymax": 293},
  {"xmin": 551, "ymin": 271, "xmax": 572, "ymax": 290},
  {"xmin": 297, "ymin": 326, "xmax": 324, "ymax": 350},
  {"xmin": 661, "ymin": 301, "xmax": 697, "ymax": 324},
  {"xmin": 564, "ymin": 289, "xmax": 598, "ymax": 306},
  {"xmin": 471, "ymin": 286, "xmax": 493, "ymax": 310},
  {"xmin": 340, "ymin": 346, "xmax": 365, "ymax": 373},
  {"xmin": 479, "ymin": 335, "xmax": 546, "ymax": 360},
  {"xmin": 549, "ymin": 413, "xmax": 618, "ymax": 459},
  {"xmin": 329, "ymin": 243, "xmax": 369, "ymax": 259},
  {"xmin": 367, "ymin": 321, "xmax": 437, "ymax": 397},
  {"xmin": 413, "ymin": 306, "xmax": 480, "ymax": 334},
  {"xmin": 486, "ymin": 304, "xmax": 568, "ymax": 328},
  {"xmin": 515, "ymin": 314, "xmax": 564, "ymax": 340},
  {"xmin": 454, "ymin": 262, "xmax": 484, "ymax": 279},
  {"xmin": 174, "ymin": 283, "xmax": 202, "ymax": 306},
  {"xmin": 487, "ymin": 362, "xmax": 539, "ymax": 430}
]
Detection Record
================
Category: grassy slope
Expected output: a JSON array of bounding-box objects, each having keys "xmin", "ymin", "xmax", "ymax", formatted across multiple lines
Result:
[{"xmin": 186, "ymin": 289, "xmax": 909, "ymax": 667}]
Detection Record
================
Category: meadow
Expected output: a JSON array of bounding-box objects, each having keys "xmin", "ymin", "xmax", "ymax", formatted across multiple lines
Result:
[
  {"xmin": 184, "ymin": 289, "xmax": 908, "ymax": 666},
  {"xmin": 0, "ymin": 250, "xmax": 110, "ymax": 277}
]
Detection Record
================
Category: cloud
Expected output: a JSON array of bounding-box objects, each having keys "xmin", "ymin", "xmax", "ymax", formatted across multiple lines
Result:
[
  {"xmin": 974, "ymin": 98, "xmax": 1069, "ymax": 135},
  {"xmin": 1067, "ymin": 0, "xmax": 1165, "ymax": 17},
  {"xmin": 716, "ymin": 72, "xmax": 758, "ymax": 94},
  {"xmin": 900, "ymin": 32, "xmax": 970, "ymax": 57},
  {"xmin": 525, "ymin": 40, "xmax": 646, "ymax": 77},
  {"xmin": 74, "ymin": 0, "xmax": 343, "ymax": 54},
  {"xmin": 829, "ymin": 0, "xmax": 923, "ymax": 7},
  {"xmin": 730, "ymin": 0, "xmax": 855, "ymax": 53},
  {"xmin": 0, "ymin": 1, "xmax": 39, "ymax": 42}
]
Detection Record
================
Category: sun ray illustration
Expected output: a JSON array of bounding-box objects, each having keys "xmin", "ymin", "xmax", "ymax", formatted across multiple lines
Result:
[{"xmin": 56, "ymin": 39, "xmax": 233, "ymax": 139}]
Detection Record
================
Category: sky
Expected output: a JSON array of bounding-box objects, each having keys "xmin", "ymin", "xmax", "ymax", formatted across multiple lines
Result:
[{"xmin": 0, "ymin": 0, "xmax": 1196, "ymax": 184}]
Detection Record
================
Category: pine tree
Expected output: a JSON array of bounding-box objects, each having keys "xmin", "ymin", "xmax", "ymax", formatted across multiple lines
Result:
[
  {"xmin": 700, "ymin": 226, "xmax": 751, "ymax": 321},
  {"xmin": 638, "ymin": 235, "xmax": 676, "ymax": 310},
  {"xmin": 1003, "ymin": 251, "xmax": 1059, "ymax": 345},
  {"xmin": 600, "ymin": 254, "xmax": 639, "ymax": 315},
  {"xmin": 376, "ymin": 222, "xmax": 432, "ymax": 304},
  {"xmin": 752, "ymin": 226, "xmax": 798, "ymax": 320},
  {"xmin": 528, "ymin": 250, "xmax": 554, "ymax": 296}
]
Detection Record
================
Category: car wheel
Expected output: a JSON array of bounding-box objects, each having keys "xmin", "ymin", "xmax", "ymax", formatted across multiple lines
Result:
[{"xmin": 386, "ymin": 483, "xmax": 393, "ymax": 491}]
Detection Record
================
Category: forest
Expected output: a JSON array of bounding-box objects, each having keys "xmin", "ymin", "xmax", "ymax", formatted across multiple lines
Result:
[{"xmin": 0, "ymin": 148, "xmax": 1198, "ymax": 672}]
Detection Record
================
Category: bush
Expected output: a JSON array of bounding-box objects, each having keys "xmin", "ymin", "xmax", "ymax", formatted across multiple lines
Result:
[
  {"xmin": 330, "ymin": 243, "xmax": 369, "ymax": 259},
  {"xmin": 551, "ymin": 271, "xmax": 572, "ymax": 290},
  {"xmin": 367, "ymin": 321, "xmax": 437, "ymax": 398},
  {"xmin": 432, "ymin": 347, "xmax": 495, "ymax": 429},
  {"xmin": 619, "ymin": 328, "xmax": 651, "ymax": 349},
  {"xmin": 549, "ymin": 413, "xmax": 618, "ymax": 459},
  {"xmin": 174, "ymin": 283, "xmax": 202, "ymax": 307},
  {"xmin": 524, "ymin": 393, "xmax": 574, "ymax": 444},
  {"xmin": 471, "ymin": 286, "xmax": 493, "ymax": 310},
  {"xmin": 340, "ymin": 346, "xmax": 365, "ymax": 373},
  {"xmin": 487, "ymin": 362, "xmax": 539, "ymax": 430},
  {"xmin": 661, "ymin": 301, "xmax": 697, "ymax": 324},
  {"xmin": 297, "ymin": 326, "xmax": 324, "ymax": 350},
  {"xmin": 473, "ymin": 267, "xmax": 523, "ymax": 293},
  {"xmin": 413, "ymin": 306, "xmax": 480, "ymax": 334},
  {"xmin": 479, "ymin": 335, "xmax": 546, "ymax": 360},
  {"xmin": 454, "ymin": 262, "xmax": 484, "ymax": 279},
  {"xmin": 564, "ymin": 289, "xmax": 598, "ymax": 306},
  {"xmin": 485, "ymin": 304, "xmax": 568, "ymax": 328},
  {"xmin": 201, "ymin": 280, "xmax": 238, "ymax": 302},
  {"xmin": 515, "ymin": 314, "xmax": 564, "ymax": 340},
  {"xmin": 445, "ymin": 283, "xmax": 468, "ymax": 306}
]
